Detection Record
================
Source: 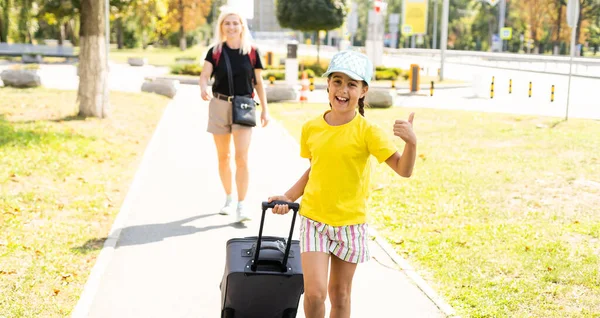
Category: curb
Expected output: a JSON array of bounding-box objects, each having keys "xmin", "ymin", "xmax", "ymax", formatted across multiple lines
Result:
[
  {"xmin": 370, "ymin": 228, "xmax": 459, "ymax": 317},
  {"xmin": 70, "ymin": 99, "xmax": 176, "ymax": 318}
]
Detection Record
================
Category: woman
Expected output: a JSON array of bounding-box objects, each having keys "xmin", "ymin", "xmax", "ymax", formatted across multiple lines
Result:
[{"xmin": 199, "ymin": 6, "xmax": 269, "ymax": 222}]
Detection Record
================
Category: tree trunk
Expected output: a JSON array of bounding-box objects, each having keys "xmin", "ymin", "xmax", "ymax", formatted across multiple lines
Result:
[
  {"xmin": 575, "ymin": 3, "xmax": 582, "ymax": 56},
  {"xmin": 0, "ymin": 0, "xmax": 10, "ymax": 43},
  {"xmin": 116, "ymin": 17, "xmax": 123, "ymax": 49},
  {"xmin": 59, "ymin": 22, "xmax": 66, "ymax": 45},
  {"xmin": 0, "ymin": 15, "xmax": 4, "ymax": 43},
  {"xmin": 77, "ymin": 0, "xmax": 110, "ymax": 118},
  {"xmin": 179, "ymin": 0, "xmax": 186, "ymax": 50},
  {"xmin": 554, "ymin": 4, "xmax": 562, "ymax": 55}
]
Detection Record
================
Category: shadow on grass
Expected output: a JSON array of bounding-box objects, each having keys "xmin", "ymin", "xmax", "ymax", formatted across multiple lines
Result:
[
  {"xmin": 72, "ymin": 238, "xmax": 107, "ymax": 254},
  {"xmin": 0, "ymin": 114, "xmax": 88, "ymax": 148}
]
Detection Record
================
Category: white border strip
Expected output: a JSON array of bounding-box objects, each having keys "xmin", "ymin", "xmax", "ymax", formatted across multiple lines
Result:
[
  {"xmin": 370, "ymin": 228, "xmax": 459, "ymax": 317},
  {"xmin": 70, "ymin": 99, "xmax": 175, "ymax": 318}
]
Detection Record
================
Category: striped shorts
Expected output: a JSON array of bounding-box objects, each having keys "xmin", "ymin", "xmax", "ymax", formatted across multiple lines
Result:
[{"xmin": 298, "ymin": 215, "xmax": 370, "ymax": 264}]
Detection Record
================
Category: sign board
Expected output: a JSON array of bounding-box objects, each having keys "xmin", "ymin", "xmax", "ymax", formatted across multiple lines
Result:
[
  {"xmin": 485, "ymin": 0, "xmax": 499, "ymax": 6},
  {"xmin": 402, "ymin": 0, "xmax": 428, "ymax": 35},
  {"xmin": 500, "ymin": 27, "xmax": 512, "ymax": 40},
  {"xmin": 402, "ymin": 24, "xmax": 413, "ymax": 36},
  {"xmin": 566, "ymin": 0, "xmax": 579, "ymax": 28}
]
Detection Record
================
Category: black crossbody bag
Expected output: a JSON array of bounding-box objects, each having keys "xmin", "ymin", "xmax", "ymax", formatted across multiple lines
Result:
[{"xmin": 222, "ymin": 49, "xmax": 257, "ymax": 127}]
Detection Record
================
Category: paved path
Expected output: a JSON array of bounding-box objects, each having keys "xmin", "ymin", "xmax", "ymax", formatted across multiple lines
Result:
[{"xmin": 71, "ymin": 85, "xmax": 449, "ymax": 318}]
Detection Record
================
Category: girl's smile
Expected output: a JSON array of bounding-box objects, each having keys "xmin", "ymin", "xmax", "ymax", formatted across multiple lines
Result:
[{"xmin": 327, "ymin": 72, "xmax": 368, "ymax": 114}]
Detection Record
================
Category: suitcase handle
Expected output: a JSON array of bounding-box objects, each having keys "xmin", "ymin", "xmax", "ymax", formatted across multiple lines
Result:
[{"xmin": 252, "ymin": 201, "xmax": 300, "ymax": 272}]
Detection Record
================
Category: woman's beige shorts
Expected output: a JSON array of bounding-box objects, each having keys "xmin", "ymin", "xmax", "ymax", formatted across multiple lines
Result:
[{"xmin": 207, "ymin": 97, "xmax": 253, "ymax": 134}]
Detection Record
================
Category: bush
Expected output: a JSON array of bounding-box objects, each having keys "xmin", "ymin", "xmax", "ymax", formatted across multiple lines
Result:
[
  {"xmin": 299, "ymin": 69, "xmax": 316, "ymax": 79},
  {"xmin": 9, "ymin": 64, "xmax": 40, "ymax": 70},
  {"xmin": 300, "ymin": 61, "xmax": 327, "ymax": 77},
  {"xmin": 261, "ymin": 69, "xmax": 316, "ymax": 81},
  {"xmin": 170, "ymin": 63, "xmax": 202, "ymax": 76},
  {"xmin": 376, "ymin": 66, "xmax": 402, "ymax": 76},
  {"xmin": 375, "ymin": 70, "xmax": 398, "ymax": 81},
  {"xmin": 263, "ymin": 71, "xmax": 285, "ymax": 81},
  {"xmin": 265, "ymin": 65, "xmax": 285, "ymax": 71}
]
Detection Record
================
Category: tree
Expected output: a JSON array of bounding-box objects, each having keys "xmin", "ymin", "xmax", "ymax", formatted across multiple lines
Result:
[
  {"xmin": 514, "ymin": 0, "xmax": 550, "ymax": 53},
  {"xmin": 17, "ymin": 0, "xmax": 34, "ymax": 43},
  {"xmin": 166, "ymin": 0, "xmax": 212, "ymax": 50},
  {"xmin": 276, "ymin": 0, "xmax": 347, "ymax": 63},
  {"xmin": 577, "ymin": 0, "xmax": 600, "ymax": 53},
  {"xmin": 547, "ymin": 0, "xmax": 567, "ymax": 54},
  {"xmin": 38, "ymin": 0, "xmax": 79, "ymax": 45},
  {"xmin": 77, "ymin": 0, "xmax": 109, "ymax": 118},
  {"xmin": 0, "ymin": 0, "xmax": 12, "ymax": 42}
]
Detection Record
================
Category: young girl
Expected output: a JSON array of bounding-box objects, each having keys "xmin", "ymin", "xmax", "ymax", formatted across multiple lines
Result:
[{"xmin": 268, "ymin": 50, "xmax": 417, "ymax": 318}]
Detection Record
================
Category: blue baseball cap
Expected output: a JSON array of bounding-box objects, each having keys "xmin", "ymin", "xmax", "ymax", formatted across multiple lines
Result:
[{"xmin": 321, "ymin": 50, "xmax": 374, "ymax": 86}]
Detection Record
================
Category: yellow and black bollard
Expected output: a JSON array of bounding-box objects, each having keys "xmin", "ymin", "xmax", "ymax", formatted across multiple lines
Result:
[
  {"xmin": 509, "ymin": 79, "xmax": 512, "ymax": 94},
  {"xmin": 551, "ymin": 85, "xmax": 555, "ymax": 102},
  {"xmin": 430, "ymin": 81, "xmax": 434, "ymax": 96},
  {"xmin": 490, "ymin": 81, "xmax": 494, "ymax": 99},
  {"xmin": 269, "ymin": 75, "xmax": 275, "ymax": 85},
  {"xmin": 309, "ymin": 77, "xmax": 315, "ymax": 92},
  {"xmin": 529, "ymin": 81, "xmax": 532, "ymax": 98},
  {"xmin": 391, "ymin": 80, "xmax": 395, "ymax": 89}
]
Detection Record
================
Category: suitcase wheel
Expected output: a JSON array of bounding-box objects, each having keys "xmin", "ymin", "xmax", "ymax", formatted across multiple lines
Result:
[{"xmin": 221, "ymin": 308, "xmax": 234, "ymax": 318}]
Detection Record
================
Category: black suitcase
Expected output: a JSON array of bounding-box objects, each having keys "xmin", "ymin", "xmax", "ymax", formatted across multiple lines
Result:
[{"xmin": 220, "ymin": 201, "xmax": 304, "ymax": 318}]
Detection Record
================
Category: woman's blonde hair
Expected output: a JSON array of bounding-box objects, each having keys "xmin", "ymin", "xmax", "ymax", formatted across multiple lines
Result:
[{"xmin": 212, "ymin": 6, "xmax": 253, "ymax": 55}]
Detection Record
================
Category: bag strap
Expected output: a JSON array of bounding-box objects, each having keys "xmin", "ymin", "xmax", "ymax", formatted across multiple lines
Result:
[
  {"xmin": 214, "ymin": 44, "xmax": 255, "ymax": 68},
  {"xmin": 212, "ymin": 46, "xmax": 221, "ymax": 68},
  {"xmin": 221, "ymin": 48, "xmax": 235, "ymax": 97}
]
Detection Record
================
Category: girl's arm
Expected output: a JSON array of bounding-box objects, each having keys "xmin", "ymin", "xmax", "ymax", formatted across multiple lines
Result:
[
  {"xmin": 268, "ymin": 165, "xmax": 311, "ymax": 214},
  {"xmin": 386, "ymin": 112, "xmax": 417, "ymax": 177},
  {"xmin": 385, "ymin": 143, "xmax": 416, "ymax": 178}
]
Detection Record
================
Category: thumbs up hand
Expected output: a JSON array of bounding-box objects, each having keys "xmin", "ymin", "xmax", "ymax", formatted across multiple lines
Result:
[{"xmin": 393, "ymin": 112, "xmax": 416, "ymax": 145}]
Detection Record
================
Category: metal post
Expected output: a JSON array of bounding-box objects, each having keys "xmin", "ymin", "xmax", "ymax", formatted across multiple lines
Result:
[
  {"xmin": 439, "ymin": 0, "xmax": 449, "ymax": 81},
  {"xmin": 566, "ymin": 25, "xmax": 577, "ymax": 121},
  {"xmin": 432, "ymin": 0, "xmax": 438, "ymax": 49},
  {"xmin": 498, "ymin": 0, "xmax": 506, "ymax": 52}
]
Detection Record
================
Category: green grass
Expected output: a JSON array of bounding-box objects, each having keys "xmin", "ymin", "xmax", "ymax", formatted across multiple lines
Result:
[
  {"xmin": 109, "ymin": 46, "xmax": 208, "ymax": 66},
  {"xmin": 268, "ymin": 102, "xmax": 600, "ymax": 318},
  {"xmin": 0, "ymin": 87, "xmax": 170, "ymax": 316}
]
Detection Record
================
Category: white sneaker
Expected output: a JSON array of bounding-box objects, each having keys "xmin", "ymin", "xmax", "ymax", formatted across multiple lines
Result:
[
  {"xmin": 220, "ymin": 200, "xmax": 235, "ymax": 215},
  {"xmin": 236, "ymin": 204, "xmax": 251, "ymax": 222}
]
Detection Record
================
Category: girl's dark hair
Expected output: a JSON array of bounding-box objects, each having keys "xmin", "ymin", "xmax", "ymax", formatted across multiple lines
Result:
[
  {"xmin": 358, "ymin": 80, "xmax": 369, "ymax": 116},
  {"xmin": 358, "ymin": 96, "xmax": 366, "ymax": 116}
]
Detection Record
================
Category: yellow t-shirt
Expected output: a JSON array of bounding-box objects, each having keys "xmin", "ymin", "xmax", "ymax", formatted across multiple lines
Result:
[{"xmin": 300, "ymin": 110, "xmax": 398, "ymax": 226}]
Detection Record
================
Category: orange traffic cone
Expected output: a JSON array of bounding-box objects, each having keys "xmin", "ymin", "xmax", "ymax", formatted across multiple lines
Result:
[{"xmin": 300, "ymin": 71, "xmax": 309, "ymax": 102}]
